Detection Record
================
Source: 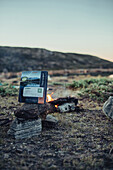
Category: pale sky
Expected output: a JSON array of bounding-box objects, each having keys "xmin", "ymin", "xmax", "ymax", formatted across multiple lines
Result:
[{"xmin": 0, "ymin": 0, "xmax": 113, "ymax": 61}]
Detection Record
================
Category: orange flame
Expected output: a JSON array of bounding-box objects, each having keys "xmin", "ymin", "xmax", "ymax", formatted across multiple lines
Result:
[
  {"xmin": 55, "ymin": 104, "xmax": 58, "ymax": 108},
  {"xmin": 46, "ymin": 92, "xmax": 54, "ymax": 102},
  {"xmin": 46, "ymin": 93, "xmax": 58, "ymax": 108}
]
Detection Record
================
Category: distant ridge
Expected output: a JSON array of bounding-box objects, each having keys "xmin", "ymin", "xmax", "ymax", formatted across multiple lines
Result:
[{"xmin": 0, "ymin": 46, "xmax": 113, "ymax": 72}]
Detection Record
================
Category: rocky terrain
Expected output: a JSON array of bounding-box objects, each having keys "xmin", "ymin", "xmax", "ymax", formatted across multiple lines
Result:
[
  {"xmin": 0, "ymin": 75, "xmax": 113, "ymax": 170},
  {"xmin": 0, "ymin": 46, "xmax": 113, "ymax": 72}
]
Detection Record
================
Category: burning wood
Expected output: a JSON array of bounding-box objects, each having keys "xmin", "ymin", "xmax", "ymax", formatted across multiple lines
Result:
[
  {"xmin": 46, "ymin": 93, "xmax": 78, "ymax": 113},
  {"xmin": 48, "ymin": 96, "xmax": 78, "ymax": 105},
  {"xmin": 14, "ymin": 96, "xmax": 78, "ymax": 120},
  {"xmin": 48, "ymin": 96, "xmax": 78, "ymax": 113}
]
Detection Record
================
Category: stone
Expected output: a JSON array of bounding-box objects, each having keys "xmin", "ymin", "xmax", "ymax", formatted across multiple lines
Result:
[
  {"xmin": 14, "ymin": 104, "xmax": 39, "ymax": 120},
  {"xmin": 103, "ymin": 96, "xmax": 113, "ymax": 119},
  {"xmin": 8, "ymin": 103, "xmax": 58, "ymax": 139},
  {"xmin": 14, "ymin": 103, "xmax": 56, "ymax": 120},
  {"xmin": 42, "ymin": 115, "xmax": 58, "ymax": 128},
  {"xmin": 4, "ymin": 153, "xmax": 9, "ymax": 159},
  {"xmin": 7, "ymin": 118, "xmax": 42, "ymax": 139}
]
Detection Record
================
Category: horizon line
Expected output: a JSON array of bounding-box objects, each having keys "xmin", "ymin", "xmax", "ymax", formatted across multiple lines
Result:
[{"xmin": 0, "ymin": 45, "xmax": 113, "ymax": 63}]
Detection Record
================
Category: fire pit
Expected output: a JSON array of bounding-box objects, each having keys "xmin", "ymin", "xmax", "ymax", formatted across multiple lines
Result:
[
  {"xmin": 8, "ymin": 96, "xmax": 78, "ymax": 139},
  {"xmin": 49, "ymin": 97, "xmax": 78, "ymax": 113},
  {"xmin": 8, "ymin": 70, "xmax": 78, "ymax": 139}
]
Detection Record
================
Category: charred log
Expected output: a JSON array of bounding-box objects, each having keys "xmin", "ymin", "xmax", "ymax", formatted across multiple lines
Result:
[{"xmin": 49, "ymin": 97, "xmax": 78, "ymax": 106}]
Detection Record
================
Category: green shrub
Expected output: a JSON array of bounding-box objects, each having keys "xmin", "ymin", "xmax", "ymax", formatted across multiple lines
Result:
[
  {"xmin": 0, "ymin": 85, "xmax": 18, "ymax": 97},
  {"xmin": 69, "ymin": 78, "xmax": 113, "ymax": 102}
]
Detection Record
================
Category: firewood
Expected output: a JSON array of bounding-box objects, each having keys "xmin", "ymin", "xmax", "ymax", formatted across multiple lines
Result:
[{"xmin": 48, "ymin": 97, "xmax": 78, "ymax": 106}]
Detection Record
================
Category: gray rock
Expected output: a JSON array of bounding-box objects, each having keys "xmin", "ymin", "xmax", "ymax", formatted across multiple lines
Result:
[
  {"xmin": 103, "ymin": 96, "xmax": 113, "ymax": 119},
  {"xmin": 8, "ymin": 118, "xmax": 42, "ymax": 139},
  {"xmin": 45, "ymin": 115, "xmax": 58, "ymax": 123},
  {"xmin": 42, "ymin": 115, "xmax": 58, "ymax": 128}
]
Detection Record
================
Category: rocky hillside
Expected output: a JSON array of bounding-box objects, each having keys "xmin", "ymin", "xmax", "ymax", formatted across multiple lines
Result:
[{"xmin": 0, "ymin": 46, "xmax": 113, "ymax": 72}]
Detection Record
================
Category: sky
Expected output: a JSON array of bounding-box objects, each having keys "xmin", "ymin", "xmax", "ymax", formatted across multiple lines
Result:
[{"xmin": 0, "ymin": 0, "xmax": 113, "ymax": 62}]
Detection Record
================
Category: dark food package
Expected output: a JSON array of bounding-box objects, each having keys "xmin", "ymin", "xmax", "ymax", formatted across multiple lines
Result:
[{"xmin": 19, "ymin": 71, "xmax": 48, "ymax": 104}]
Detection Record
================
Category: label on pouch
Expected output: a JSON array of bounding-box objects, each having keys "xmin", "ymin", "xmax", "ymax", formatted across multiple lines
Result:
[{"xmin": 23, "ymin": 87, "xmax": 44, "ymax": 97}]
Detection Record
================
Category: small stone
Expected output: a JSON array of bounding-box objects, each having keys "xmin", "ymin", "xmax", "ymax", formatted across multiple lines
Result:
[
  {"xmin": 58, "ymin": 151, "xmax": 65, "ymax": 156},
  {"xmin": 16, "ymin": 148, "xmax": 23, "ymax": 153},
  {"xmin": 4, "ymin": 153, "xmax": 9, "ymax": 159},
  {"xmin": 49, "ymin": 165, "xmax": 58, "ymax": 169},
  {"xmin": 30, "ymin": 154, "xmax": 36, "ymax": 158},
  {"xmin": 42, "ymin": 115, "xmax": 58, "ymax": 128}
]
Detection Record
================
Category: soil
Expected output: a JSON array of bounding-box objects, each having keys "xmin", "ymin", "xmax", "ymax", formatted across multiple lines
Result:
[{"xmin": 0, "ymin": 76, "xmax": 113, "ymax": 170}]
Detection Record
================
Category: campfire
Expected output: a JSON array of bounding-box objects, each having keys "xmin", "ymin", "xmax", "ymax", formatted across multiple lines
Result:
[
  {"xmin": 8, "ymin": 92, "xmax": 78, "ymax": 139},
  {"xmin": 7, "ymin": 70, "xmax": 79, "ymax": 139},
  {"xmin": 46, "ymin": 93, "xmax": 78, "ymax": 113}
]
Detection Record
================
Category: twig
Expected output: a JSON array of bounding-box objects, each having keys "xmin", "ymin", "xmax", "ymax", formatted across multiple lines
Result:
[{"xmin": 109, "ymin": 148, "xmax": 113, "ymax": 154}]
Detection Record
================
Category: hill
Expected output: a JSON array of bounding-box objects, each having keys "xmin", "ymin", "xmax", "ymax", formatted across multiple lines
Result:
[{"xmin": 0, "ymin": 46, "xmax": 113, "ymax": 72}]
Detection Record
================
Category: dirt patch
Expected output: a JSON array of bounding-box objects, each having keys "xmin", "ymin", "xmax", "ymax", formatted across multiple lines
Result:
[{"xmin": 0, "ymin": 83, "xmax": 113, "ymax": 170}]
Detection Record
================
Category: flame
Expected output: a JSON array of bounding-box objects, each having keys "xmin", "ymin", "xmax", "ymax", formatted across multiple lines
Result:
[
  {"xmin": 46, "ymin": 92, "xmax": 54, "ymax": 102},
  {"xmin": 46, "ymin": 92, "xmax": 58, "ymax": 108},
  {"xmin": 55, "ymin": 104, "xmax": 58, "ymax": 108}
]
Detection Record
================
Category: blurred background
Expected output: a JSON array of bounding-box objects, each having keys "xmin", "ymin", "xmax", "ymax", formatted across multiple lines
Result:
[{"xmin": 0, "ymin": 0, "xmax": 113, "ymax": 82}]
